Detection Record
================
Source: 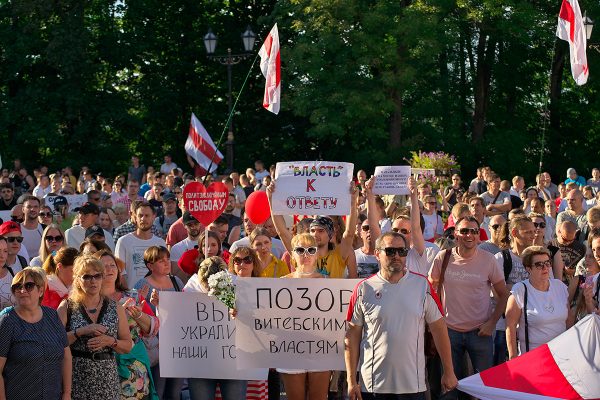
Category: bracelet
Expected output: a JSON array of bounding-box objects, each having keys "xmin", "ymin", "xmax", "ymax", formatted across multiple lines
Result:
[
  {"xmin": 111, "ymin": 336, "xmax": 118, "ymax": 348},
  {"xmin": 73, "ymin": 328, "xmax": 80, "ymax": 339}
]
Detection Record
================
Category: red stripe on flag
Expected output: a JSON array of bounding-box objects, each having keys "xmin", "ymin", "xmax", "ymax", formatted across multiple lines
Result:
[
  {"xmin": 188, "ymin": 125, "xmax": 222, "ymax": 164},
  {"xmin": 559, "ymin": 0, "xmax": 575, "ymax": 41},
  {"xmin": 480, "ymin": 344, "xmax": 582, "ymax": 399}
]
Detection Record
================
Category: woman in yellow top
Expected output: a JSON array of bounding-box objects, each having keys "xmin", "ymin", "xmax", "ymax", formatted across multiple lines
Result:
[{"xmin": 249, "ymin": 227, "xmax": 289, "ymax": 278}]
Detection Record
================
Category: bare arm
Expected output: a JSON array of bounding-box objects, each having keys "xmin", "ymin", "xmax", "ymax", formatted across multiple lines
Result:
[
  {"xmin": 228, "ymin": 225, "xmax": 241, "ymax": 244},
  {"xmin": 429, "ymin": 318, "xmax": 458, "ymax": 392},
  {"xmin": 266, "ymin": 182, "xmax": 293, "ymax": 252},
  {"xmin": 339, "ymin": 185, "xmax": 359, "ymax": 278},
  {"xmin": 365, "ymin": 177, "xmax": 382, "ymax": 240},
  {"xmin": 553, "ymin": 250, "xmax": 564, "ymax": 281},
  {"xmin": 408, "ymin": 177, "xmax": 425, "ymax": 256},
  {"xmin": 505, "ymin": 294, "xmax": 521, "ymax": 359},
  {"xmin": 344, "ymin": 323, "xmax": 363, "ymax": 400},
  {"xmin": 114, "ymin": 304, "xmax": 134, "ymax": 354},
  {"xmin": 479, "ymin": 280, "xmax": 509, "ymax": 336},
  {"xmin": 62, "ymin": 347, "xmax": 72, "ymax": 400}
]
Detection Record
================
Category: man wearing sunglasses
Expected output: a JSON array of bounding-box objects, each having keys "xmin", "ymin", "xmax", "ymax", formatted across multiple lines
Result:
[
  {"xmin": 429, "ymin": 216, "xmax": 509, "ymax": 398},
  {"xmin": 345, "ymin": 231, "xmax": 458, "ymax": 399},
  {"xmin": 0, "ymin": 221, "xmax": 28, "ymax": 272}
]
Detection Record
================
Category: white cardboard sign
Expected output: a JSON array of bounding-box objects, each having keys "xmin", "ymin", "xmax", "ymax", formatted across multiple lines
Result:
[
  {"xmin": 271, "ymin": 161, "xmax": 354, "ymax": 216},
  {"xmin": 234, "ymin": 277, "xmax": 361, "ymax": 371},
  {"xmin": 158, "ymin": 291, "xmax": 268, "ymax": 380},
  {"xmin": 372, "ymin": 166, "xmax": 412, "ymax": 195}
]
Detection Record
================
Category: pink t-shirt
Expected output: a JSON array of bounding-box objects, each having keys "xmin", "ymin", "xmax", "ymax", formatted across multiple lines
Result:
[{"xmin": 429, "ymin": 247, "xmax": 504, "ymax": 332}]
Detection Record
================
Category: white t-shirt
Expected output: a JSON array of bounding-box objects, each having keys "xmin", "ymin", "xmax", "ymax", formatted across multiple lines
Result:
[
  {"xmin": 20, "ymin": 223, "xmax": 44, "ymax": 259},
  {"xmin": 422, "ymin": 213, "xmax": 443, "ymax": 241},
  {"xmin": 0, "ymin": 272, "xmax": 13, "ymax": 311},
  {"xmin": 115, "ymin": 233, "xmax": 167, "ymax": 288},
  {"xmin": 354, "ymin": 248, "xmax": 379, "ymax": 278},
  {"xmin": 65, "ymin": 225, "xmax": 115, "ymax": 252},
  {"xmin": 160, "ymin": 162, "xmax": 178, "ymax": 174},
  {"xmin": 229, "ymin": 236, "xmax": 286, "ymax": 258},
  {"xmin": 511, "ymin": 279, "xmax": 568, "ymax": 353},
  {"xmin": 170, "ymin": 238, "xmax": 197, "ymax": 263},
  {"xmin": 347, "ymin": 272, "xmax": 442, "ymax": 394},
  {"xmin": 494, "ymin": 250, "xmax": 528, "ymax": 330}
]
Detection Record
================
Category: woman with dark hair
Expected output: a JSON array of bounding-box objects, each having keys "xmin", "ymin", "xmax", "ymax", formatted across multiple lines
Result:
[
  {"xmin": 177, "ymin": 231, "xmax": 222, "ymax": 278},
  {"xmin": 97, "ymin": 249, "xmax": 159, "ymax": 400},
  {"xmin": 0, "ymin": 268, "xmax": 72, "ymax": 399},
  {"xmin": 42, "ymin": 247, "xmax": 79, "ymax": 309},
  {"xmin": 249, "ymin": 227, "xmax": 289, "ymax": 278}
]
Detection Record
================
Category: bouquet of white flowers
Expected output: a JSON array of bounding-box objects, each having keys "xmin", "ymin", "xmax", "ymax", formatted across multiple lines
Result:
[{"xmin": 207, "ymin": 271, "xmax": 236, "ymax": 309}]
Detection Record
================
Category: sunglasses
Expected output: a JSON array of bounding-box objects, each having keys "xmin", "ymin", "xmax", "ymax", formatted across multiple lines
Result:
[
  {"xmin": 80, "ymin": 273, "xmax": 104, "ymax": 282},
  {"xmin": 361, "ymin": 225, "xmax": 370, "ymax": 232},
  {"xmin": 174, "ymin": 191, "xmax": 182, "ymax": 195},
  {"xmin": 6, "ymin": 237, "xmax": 23, "ymax": 243},
  {"xmin": 11, "ymin": 281, "xmax": 37, "ymax": 293},
  {"xmin": 533, "ymin": 222, "xmax": 546, "ymax": 229},
  {"xmin": 427, "ymin": 201, "xmax": 437, "ymax": 205},
  {"xmin": 90, "ymin": 197, "xmax": 101, "ymax": 202},
  {"xmin": 490, "ymin": 224, "xmax": 501, "ymax": 231},
  {"xmin": 39, "ymin": 212, "xmax": 53, "ymax": 218},
  {"xmin": 45, "ymin": 235, "xmax": 64, "ymax": 242},
  {"xmin": 392, "ymin": 228, "xmax": 411, "ymax": 235},
  {"xmin": 532, "ymin": 260, "xmax": 552, "ymax": 269},
  {"xmin": 379, "ymin": 247, "xmax": 409, "ymax": 257},
  {"xmin": 458, "ymin": 228, "xmax": 479, "ymax": 235},
  {"xmin": 10, "ymin": 216, "xmax": 23, "ymax": 223},
  {"xmin": 233, "ymin": 256, "xmax": 253, "ymax": 265},
  {"xmin": 293, "ymin": 246, "xmax": 318, "ymax": 256}
]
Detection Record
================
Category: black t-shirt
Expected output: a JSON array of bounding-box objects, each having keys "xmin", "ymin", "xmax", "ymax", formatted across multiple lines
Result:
[{"xmin": 0, "ymin": 198, "xmax": 17, "ymax": 211}]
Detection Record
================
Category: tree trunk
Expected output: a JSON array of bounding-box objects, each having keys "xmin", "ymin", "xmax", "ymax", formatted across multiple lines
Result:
[
  {"xmin": 389, "ymin": 88, "xmax": 402, "ymax": 148},
  {"xmin": 472, "ymin": 27, "xmax": 496, "ymax": 143}
]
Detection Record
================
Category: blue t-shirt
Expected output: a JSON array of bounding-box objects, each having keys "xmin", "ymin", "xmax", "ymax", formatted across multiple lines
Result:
[
  {"xmin": 134, "ymin": 276, "xmax": 183, "ymax": 315},
  {"xmin": 565, "ymin": 176, "xmax": 586, "ymax": 186}
]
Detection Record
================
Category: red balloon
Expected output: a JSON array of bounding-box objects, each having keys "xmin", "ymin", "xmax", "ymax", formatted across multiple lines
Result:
[{"xmin": 245, "ymin": 191, "xmax": 271, "ymax": 225}]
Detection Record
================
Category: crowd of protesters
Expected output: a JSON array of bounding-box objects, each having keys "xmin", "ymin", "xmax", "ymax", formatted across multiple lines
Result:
[{"xmin": 0, "ymin": 155, "xmax": 598, "ymax": 400}]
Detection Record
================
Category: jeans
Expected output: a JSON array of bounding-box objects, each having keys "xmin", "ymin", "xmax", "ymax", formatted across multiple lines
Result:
[
  {"xmin": 447, "ymin": 328, "xmax": 493, "ymax": 400},
  {"xmin": 151, "ymin": 364, "xmax": 184, "ymax": 400},
  {"xmin": 361, "ymin": 392, "xmax": 425, "ymax": 400},
  {"xmin": 493, "ymin": 330, "xmax": 507, "ymax": 366},
  {"xmin": 188, "ymin": 378, "xmax": 247, "ymax": 400}
]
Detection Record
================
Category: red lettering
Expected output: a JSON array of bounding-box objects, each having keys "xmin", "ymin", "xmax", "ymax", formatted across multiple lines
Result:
[{"xmin": 306, "ymin": 179, "xmax": 316, "ymax": 192}]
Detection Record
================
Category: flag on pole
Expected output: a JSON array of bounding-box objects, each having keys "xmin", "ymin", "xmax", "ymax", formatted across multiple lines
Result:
[
  {"xmin": 258, "ymin": 23, "xmax": 281, "ymax": 114},
  {"xmin": 185, "ymin": 113, "xmax": 223, "ymax": 174},
  {"xmin": 557, "ymin": 0, "xmax": 589, "ymax": 85},
  {"xmin": 458, "ymin": 314, "xmax": 600, "ymax": 399}
]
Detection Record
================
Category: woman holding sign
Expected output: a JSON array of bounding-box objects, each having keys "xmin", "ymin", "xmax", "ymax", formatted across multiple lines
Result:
[
  {"xmin": 249, "ymin": 227, "xmax": 289, "ymax": 278},
  {"xmin": 278, "ymin": 233, "xmax": 331, "ymax": 399}
]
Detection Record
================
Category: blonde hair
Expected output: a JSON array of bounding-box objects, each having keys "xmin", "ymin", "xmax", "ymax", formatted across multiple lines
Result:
[
  {"xmin": 291, "ymin": 233, "xmax": 316, "ymax": 249},
  {"xmin": 197, "ymin": 256, "xmax": 227, "ymax": 287},
  {"xmin": 38, "ymin": 224, "xmax": 65, "ymax": 264},
  {"xmin": 69, "ymin": 256, "xmax": 105, "ymax": 304}
]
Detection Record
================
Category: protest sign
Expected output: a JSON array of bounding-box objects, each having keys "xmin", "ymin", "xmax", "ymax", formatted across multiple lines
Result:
[
  {"xmin": 372, "ymin": 166, "xmax": 411, "ymax": 195},
  {"xmin": 411, "ymin": 168, "xmax": 436, "ymax": 181},
  {"xmin": 235, "ymin": 277, "xmax": 361, "ymax": 370},
  {"xmin": 182, "ymin": 182, "xmax": 228, "ymax": 226},
  {"xmin": 45, "ymin": 194, "xmax": 88, "ymax": 212},
  {"xmin": 158, "ymin": 291, "xmax": 268, "ymax": 380},
  {"xmin": 271, "ymin": 161, "xmax": 354, "ymax": 216}
]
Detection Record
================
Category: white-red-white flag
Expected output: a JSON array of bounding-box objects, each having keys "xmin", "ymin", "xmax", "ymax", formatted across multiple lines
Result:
[
  {"xmin": 557, "ymin": 0, "xmax": 589, "ymax": 85},
  {"xmin": 185, "ymin": 113, "xmax": 223, "ymax": 174},
  {"xmin": 258, "ymin": 23, "xmax": 281, "ymax": 114}
]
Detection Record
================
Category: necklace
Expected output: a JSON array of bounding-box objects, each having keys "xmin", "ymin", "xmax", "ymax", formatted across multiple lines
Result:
[
  {"xmin": 295, "ymin": 270, "xmax": 315, "ymax": 276},
  {"xmin": 86, "ymin": 297, "xmax": 103, "ymax": 314}
]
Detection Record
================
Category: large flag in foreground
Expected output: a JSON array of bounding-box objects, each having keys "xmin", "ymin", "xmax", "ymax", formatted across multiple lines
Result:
[
  {"xmin": 557, "ymin": 0, "xmax": 589, "ymax": 85},
  {"xmin": 185, "ymin": 113, "xmax": 223, "ymax": 174},
  {"xmin": 258, "ymin": 23, "xmax": 281, "ymax": 114},
  {"xmin": 458, "ymin": 314, "xmax": 600, "ymax": 399}
]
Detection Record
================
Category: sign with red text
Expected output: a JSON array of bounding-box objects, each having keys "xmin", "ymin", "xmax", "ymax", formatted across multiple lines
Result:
[
  {"xmin": 183, "ymin": 182, "xmax": 229, "ymax": 226},
  {"xmin": 373, "ymin": 166, "xmax": 411, "ymax": 195},
  {"xmin": 159, "ymin": 291, "xmax": 268, "ymax": 380},
  {"xmin": 235, "ymin": 277, "xmax": 361, "ymax": 370},
  {"xmin": 272, "ymin": 161, "xmax": 354, "ymax": 216}
]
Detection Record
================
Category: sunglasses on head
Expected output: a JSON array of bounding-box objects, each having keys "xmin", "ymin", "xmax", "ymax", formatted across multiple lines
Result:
[
  {"xmin": 293, "ymin": 246, "xmax": 317, "ymax": 256},
  {"xmin": 533, "ymin": 222, "xmax": 546, "ymax": 229},
  {"xmin": 45, "ymin": 235, "xmax": 63, "ymax": 242},
  {"xmin": 379, "ymin": 247, "xmax": 409, "ymax": 257},
  {"xmin": 11, "ymin": 281, "xmax": 37, "ymax": 293},
  {"xmin": 6, "ymin": 237, "xmax": 23, "ymax": 243},
  {"xmin": 80, "ymin": 273, "xmax": 104, "ymax": 282},
  {"xmin": 38, "ymin": 212, "xmax": 52, "ymax": 218},
  {"xmin": 361, "ymin": 225, "xmax": 370, "ymax": 232},
  {"xmin": 392, "ymin": 228, "xmax": 411, "ymax": 235},
  {"xmin": 233, "ymin": 256, "xmax": 253, "ymax": 265},
  {"xmin": 458, "ymin": 228, "xmax": 479, "ymax": 235}
]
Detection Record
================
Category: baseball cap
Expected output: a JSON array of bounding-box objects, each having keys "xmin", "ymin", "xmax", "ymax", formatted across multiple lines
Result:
[
  {"xmin": 73, "ymin": 202, "xmax": 100, "ymax": 215},
  {"xmin": 0, "ymin": 221, "xmax": 21, "ymax": 236},
  {"xmin": 85, "ymin": 225, "xmax": 105, "ymax": 239},
  {"xmin": 182, "ymin": 211, "xmax": 199, "ymax": 225},
  {"xmin": 162, "ymin": 192, "xmax": 177, "ymax": 203},
  {"xmin": 53, "ymin": 196, "xmax": 68, "ymax": 210}
]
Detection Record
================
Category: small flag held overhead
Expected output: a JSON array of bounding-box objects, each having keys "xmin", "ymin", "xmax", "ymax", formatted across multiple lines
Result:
[
  {"xmin": 557, "ymin": 0, "xmax": 589, "ymax": 85},
  {"xmin": 258, "ymin": 24, "xmax": 281, "ymax": 114},
  {"xmin": 185, "ymin": 113, "xmax": 223, "ymax": 175}
]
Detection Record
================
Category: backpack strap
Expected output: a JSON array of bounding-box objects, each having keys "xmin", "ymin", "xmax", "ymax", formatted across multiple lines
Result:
[
  {"xmin": 6, "ymin": 266, "xmax": 14, "ymax": 277},
  {"xmin": 502, "ymin": 249, "xmax": 513, "ymax": 282},
  {"xmin": 437, "ymin": 249, "xmax": 452, "ymax": 304},
  {"xmin": 523, "ymin": 282, "xmax": 530, "ymax": 353},
  {"xmin": 169, "ymin": 274, "xmax": 181, "ymax": 292},
  {"xmin": 17, "ymin": 255, "xmax": 27, "ymax": 268}
]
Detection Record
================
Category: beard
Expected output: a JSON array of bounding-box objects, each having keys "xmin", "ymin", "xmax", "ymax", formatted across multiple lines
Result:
[{"xmin": 382, "ymin": 260, "xmax": 406, "ymax": 274}]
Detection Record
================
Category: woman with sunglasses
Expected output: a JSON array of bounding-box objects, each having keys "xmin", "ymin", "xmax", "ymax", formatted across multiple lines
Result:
[
  {"xmin": 249, "ymin": 227, "xmax": 289, "ymax": 278},
  {"xmin": 422, "ymin": 194, "xmax": 443, "ymax": 242},
  {"xmin": 97, "ymin": 249, "xmax": 160, "ymax": 400},
  {"xmin": 0, "ymin": 267, "xmax": 72, "ymax": 399},
  {"xmin": 277, "ymin": 233, "xmax": 329, "ymax": 400},
  {"xmin": 57, "ymin": 255, "xmax": 132, "ymax": 400},
  {"xmin": 30, "ymin": 223, "xmax": 66, "ymax": 268},
  {"xmin": 38, "ymin": 205, "xmax": 54, "ymax": 226},
  {"xmin": 42, "ymin": 247, "xmax": 79, "ymax": 309},
  {"xmin": 529, "ymin": 212, "xmax": 564, "ymax": 281},
  {"xmin": 505, "ymin": 246, "xmax": 569, "ymax": 358}
]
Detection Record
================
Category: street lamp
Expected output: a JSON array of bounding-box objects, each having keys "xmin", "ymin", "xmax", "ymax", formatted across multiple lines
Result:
[
  {"xmin": 583, "ymin": 12, "xmax": 600, "ymax": 54},
  {"xmin": 204, "ymin": 25, "xmax": 256, "ymax": 173}
]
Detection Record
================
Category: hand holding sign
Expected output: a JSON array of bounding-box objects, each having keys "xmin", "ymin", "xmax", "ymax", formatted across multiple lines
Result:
[{"xmin": 183, "ymin": 182, "xmax": 229, "ymax": 226}]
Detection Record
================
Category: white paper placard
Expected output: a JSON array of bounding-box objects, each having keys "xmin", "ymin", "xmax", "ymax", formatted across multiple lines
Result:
[
  {"xmin": 372, "ymin": 166, "xmax": 412, "ymax": 195},
  {"xmin": 272, "ymin": 161, "xmax": 354, "ymax": 216},
  {"xmin": 158, "ymin": 291, "xmax": 268, "ymax": 380},
  {"xmin": 235, "ymin": 277, "xmax": 361, "ymax": 371},
  {"xmin": 45, "ymin": 194, "xmax": 88, "ymax": 212}
]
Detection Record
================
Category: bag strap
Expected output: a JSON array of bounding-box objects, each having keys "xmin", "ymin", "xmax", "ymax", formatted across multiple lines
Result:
[
  {"xmin": 66, "ymin": 300, "xmax": 73, "ymax": 332},
  {"xmin": 169, "ymin": 274, "xmax": 181, "ymax": 292},
  {"xmin": 523, "ymin": 282, "xmax": 530, "ymax": 353},
  {"xmin": 594, "ymin": 275, "xmax": 600, "ymax": 304},
  {"xmin": 492, "ymin": 190, "xmax": 502, "ymax": 204},
  {"xmin": 502, "ymin": 249, "xmax": 513, "ymax": 282},
  {"xmin": 5, "ymin": 266, "xmax": 14, "ymax": 277},
  {"xmin": 437, "ymin": 249, "xmax": 452, "ymax": 304}
]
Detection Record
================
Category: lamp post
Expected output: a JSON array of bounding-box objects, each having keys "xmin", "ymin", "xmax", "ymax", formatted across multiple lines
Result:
[
  {"xmin": 204, "ymin": 26, "xmax": 256, "ymax": 173},
  {"xmin": 583, "ymin": 12, "xmax": 600, "ymax": 54}
]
